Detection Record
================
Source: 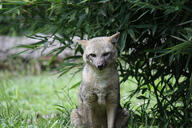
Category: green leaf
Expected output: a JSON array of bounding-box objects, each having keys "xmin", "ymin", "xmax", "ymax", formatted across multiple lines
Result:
[
  {"xmin": 15, "ymin": 40, "xmax": 46, "ymax": 49},
  {"xmin": 137, "ymin": 96, "xmax": 148, "ymax": 100},
  {"xmin": 152, "ymin": 25, "xmax": 157, "ymax": 36},
  {"xmin": 63, "ymin": 55, "xmax": 82, "ymax": 61},
  {"xmin": 79, "ymin": 0, "xmax": 89, "ymax": 4},
  {"xmin": 128, "ymin": 29, "xmax": 136, "ymax": 42},
  {"xmin": 178, "ymin": 20, "xmax": 192, "ymax": 26},
  {"xmin": 133, "ymin": 24, "xmax": 153, "ymax": 29},
  {"xmin": 69, "ymin": 81, "xmax": 81, "ymax": 90},
  {"xmin": 3, "ymin": 6, "xmax": 20, "ymax": 14},
  {"xmin": 77, "ymin": 14, "xmax": 86, "ymax": 27},
  {"xmin": 98, "ymin": 0, "xmax": 110, "ymax": 4},
  {"xmin": 171, "ymin": 35, "xmax": 187, "ymax": 42},
  {"xmin": 131, "ymin": 10, "xmax": 149, "ymax": 23},
  {"xmin": 119, "ymin": 31, "xmax": 127, "ymax": 52},
  {"xmin": 119, "ymin": 13, "xmax": 130, "ymax": 29},
  {"xmin": 48, "ymin": 48, "xmax": 64, "ymax": 65},
  {"xmin": 10, "ymin": 49, "xmax": 29, "ymax": 58},
  {"xmin": 141, "ymin": 88, "xmax": 147, "ymax": 94}
]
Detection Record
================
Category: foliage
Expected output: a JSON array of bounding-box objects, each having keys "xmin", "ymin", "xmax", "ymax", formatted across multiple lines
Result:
[{"xmin": 1, "ymin": 0, "xmax": 192, "ymax": 127}]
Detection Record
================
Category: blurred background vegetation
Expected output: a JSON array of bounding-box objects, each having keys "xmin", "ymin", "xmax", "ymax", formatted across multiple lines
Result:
[{"xmin": 0, "ymin": 0, "xmax": 192, "ymax": 127}]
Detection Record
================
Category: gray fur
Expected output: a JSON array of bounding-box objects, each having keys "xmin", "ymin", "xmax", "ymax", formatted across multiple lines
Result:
[{"xmin": 70, "ymin": 33, "xmax": 129, "ymax": 128}]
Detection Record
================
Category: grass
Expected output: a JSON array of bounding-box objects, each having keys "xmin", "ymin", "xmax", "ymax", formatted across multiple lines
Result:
[
  {"xmin": 0, "ymin": 70, "xmax": 157, "ymax": 127},
  {"xmin": 0, "ymin": 71, "xmax": 80, "ymax": 127}
]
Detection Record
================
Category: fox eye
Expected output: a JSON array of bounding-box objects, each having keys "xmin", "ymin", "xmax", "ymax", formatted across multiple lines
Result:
[
  {"xmin": 103, "ymin": 52, "xmax": 111, "ymax": 57},
  {"xmin": 89, "ymin": 53, "xmax": 96, "ymax": 57}
]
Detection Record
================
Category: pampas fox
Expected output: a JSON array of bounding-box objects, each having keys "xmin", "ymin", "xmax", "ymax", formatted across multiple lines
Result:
[{"xmin": 70, "ymin": 32, "xmax": 129, "ymax": 128}]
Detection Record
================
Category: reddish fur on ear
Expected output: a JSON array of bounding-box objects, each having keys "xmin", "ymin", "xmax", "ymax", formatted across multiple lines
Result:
[
  {"xmin": 77, "ymin": 40, "xmax": 88, "ymax": 46},
  {"xmin": 109, "ymin": 32, "xmax": 120, "ymax": 45}
]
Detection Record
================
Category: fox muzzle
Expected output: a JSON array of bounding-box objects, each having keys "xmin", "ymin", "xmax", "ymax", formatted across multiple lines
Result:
[{"xmin": 97, "ymin": 63, "xmax": 105, "ymax": 70}]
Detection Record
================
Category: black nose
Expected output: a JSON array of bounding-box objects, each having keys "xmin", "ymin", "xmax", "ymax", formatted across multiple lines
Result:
[{"xmin": 97, "ymin": 64, "xmax": 104, "ymax": 70}]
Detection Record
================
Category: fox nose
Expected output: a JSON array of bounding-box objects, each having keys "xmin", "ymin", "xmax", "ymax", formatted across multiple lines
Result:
[{"xmin": 97, "ymin": 64, "xmax": 104, "ymax": 70}]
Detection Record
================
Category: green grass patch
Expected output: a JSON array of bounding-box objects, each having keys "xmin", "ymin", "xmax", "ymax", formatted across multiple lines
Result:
[
  {"xmin": 0, "ymin": 71, "xmax": 157, "ymax": 127},
  {"xmin": 0, "ymin": 71, "xmax": 80, "ymax": 127}
]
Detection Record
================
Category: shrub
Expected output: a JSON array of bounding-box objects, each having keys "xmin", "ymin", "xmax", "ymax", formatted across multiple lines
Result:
[{"xmin": 1, "ymin": 0, "xmax": 192, "ymax": 127}]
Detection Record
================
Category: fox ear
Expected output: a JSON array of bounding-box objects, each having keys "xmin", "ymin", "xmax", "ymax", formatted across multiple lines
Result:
[
  {"xmin": 109, "ymin": 32, "xmax": 120, "ymax": 45},
  {"xmin": 77, "ymin": 40, "xmax": 88, "ymax": 47}
]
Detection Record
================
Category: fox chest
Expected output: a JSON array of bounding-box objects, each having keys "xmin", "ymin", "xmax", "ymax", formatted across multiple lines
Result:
[{"xmin": 80, "ymin": 82, "xmax": 118, "ymax": 106}]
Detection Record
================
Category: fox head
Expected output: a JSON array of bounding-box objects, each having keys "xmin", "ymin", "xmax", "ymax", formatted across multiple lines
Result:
[{"xmin": 77, "ymin": 32, "xmax": 120, "ymax": 70}]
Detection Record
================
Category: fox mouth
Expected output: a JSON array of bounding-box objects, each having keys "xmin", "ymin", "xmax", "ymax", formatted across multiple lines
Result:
[
  {"xmin": 96, "ymin": 64, "xmax": 106, "ymax": 70},
  {"xmin": 97, "ymin": 66, "xmax": 104, "ymax": 70}
]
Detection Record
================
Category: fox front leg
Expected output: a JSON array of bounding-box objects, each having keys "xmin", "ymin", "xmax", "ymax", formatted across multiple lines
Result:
[
  {"xmin": 106, "ymin": 103, "xmax": 117, "ymax": 128},
  {"xmin": 87, "ymin": 107, "xmax": 99, "ymax": 128}
]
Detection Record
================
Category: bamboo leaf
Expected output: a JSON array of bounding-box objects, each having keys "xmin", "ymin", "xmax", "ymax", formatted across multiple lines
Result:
[
  {"xmin": 3, "ymin": 6, "xmax": 20, "ymax": 14},
  {"xmin": 119, "ymin": 31, "xmax": 127, "ymax": 52},
  {"xmin": 69, "ymin": 81, "xmax": 81, "ymax": 90},
  {"xmin": 171, "ymin": 35, "xmax": 187, "ymax": 42},
  {"xmin": 178, "ymin": 20, "xmax": 192, "ymax": 26},
  {"xmin": 128, "ymin": 29, "xmax": 136, "ymax": 42},
  {"xmin": 131, "ymin": 10, "xmax": 149, "ymax": 23},
  {"xmin": 137, "ymin": 96, "xmax": 148, "ymax": 100}
]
